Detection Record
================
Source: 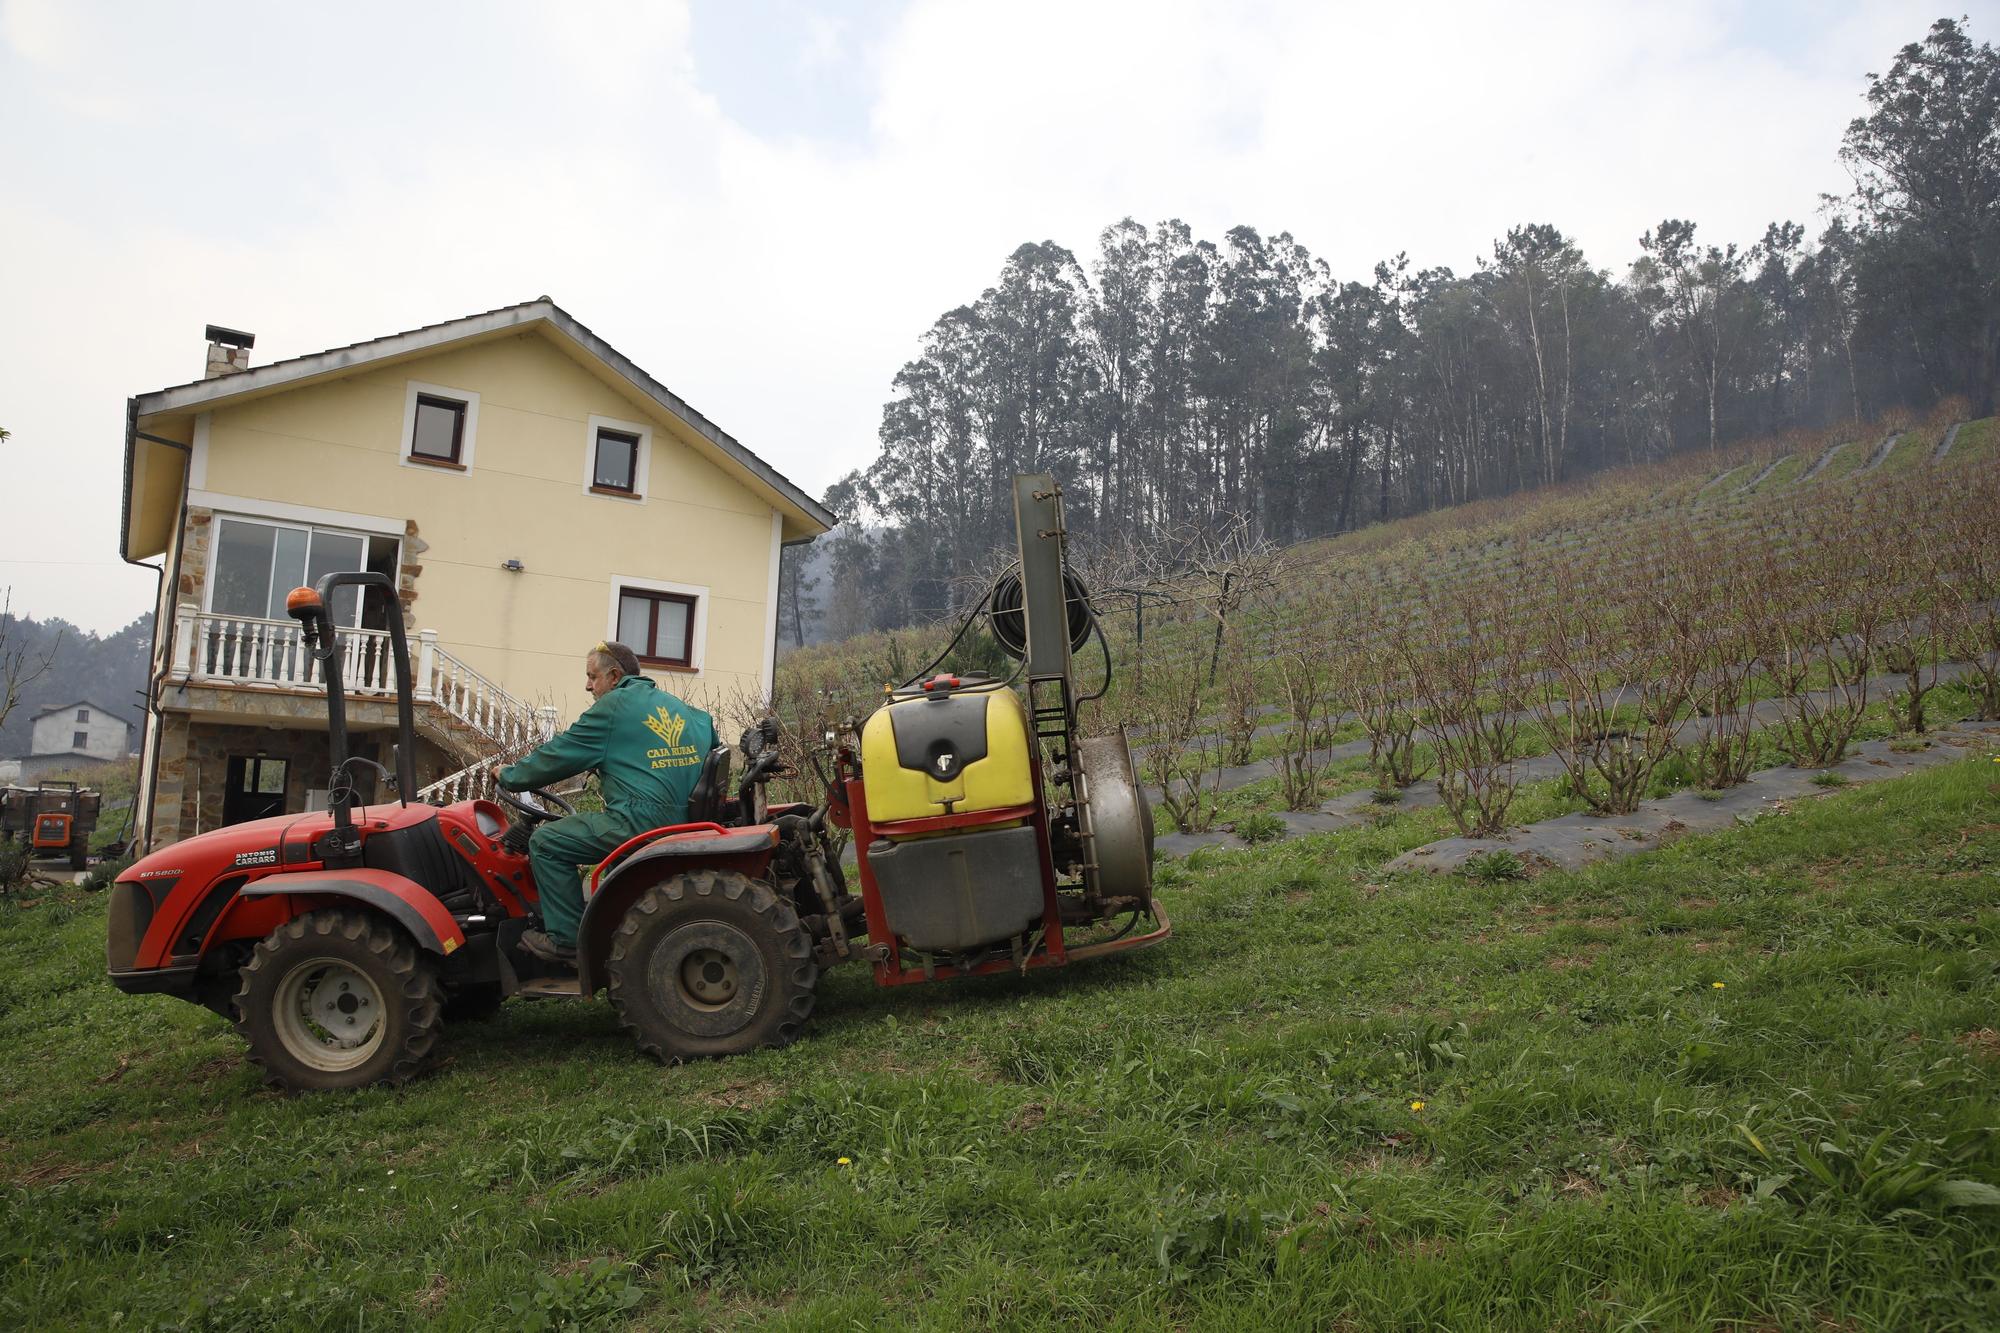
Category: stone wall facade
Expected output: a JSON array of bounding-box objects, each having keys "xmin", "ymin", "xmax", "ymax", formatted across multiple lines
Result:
[{"xmin": 145, "ymin": 686, "xmax": 460, "ymax": 845}]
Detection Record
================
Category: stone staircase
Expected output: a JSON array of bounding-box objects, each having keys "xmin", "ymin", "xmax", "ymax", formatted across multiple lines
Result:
[{"xmin": 409, "ymin": 633, "xmax": 560, "ymax": 804}]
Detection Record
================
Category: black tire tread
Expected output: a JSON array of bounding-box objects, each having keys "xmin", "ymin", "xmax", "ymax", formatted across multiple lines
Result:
[
  {"xmin": 604, "ymin": 868, "xmax": 817, "ymax": 1063},
  {"xmin": 233, "ymin": 907, "xmax": 443, "ymax": 1092}
]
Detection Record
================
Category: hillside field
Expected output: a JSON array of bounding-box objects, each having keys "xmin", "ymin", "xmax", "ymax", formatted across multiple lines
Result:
[
  {"xmin": 2, "ymin": 753, "xmax": 1997, "ymax": 1329},
  {"xmin": 3, "ymin": 413, "xmax": 1997, "ymax": 1328}
]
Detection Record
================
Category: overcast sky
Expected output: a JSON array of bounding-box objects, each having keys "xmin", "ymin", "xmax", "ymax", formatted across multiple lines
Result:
[{"xmin": 1, "ymin": 0, "xmax": 1988, "ymax": 635}]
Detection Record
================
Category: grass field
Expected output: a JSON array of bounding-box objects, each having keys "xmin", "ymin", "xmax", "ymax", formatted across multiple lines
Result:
[{"xmin": 4, "ymin": 755, "xmax": 1997, "ymax": 1329}]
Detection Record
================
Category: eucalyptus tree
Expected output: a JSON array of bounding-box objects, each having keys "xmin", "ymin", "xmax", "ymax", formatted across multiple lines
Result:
[
  {"xmin": 1085, "ymin": 217, "xmax": 1159, "ymax": 529},
  {"xmin": 1201, "ymin": 226, "xmax": 1320, "ymax": 540},
  {"xmin": 1402, "ymin": 266, "xmax": 1484, "ymax": 508},
  {"xmin": 1803, "ymin": 217, "xmax": 1866, "ymax": 422},
  {"xmin": 1481, "ymin": 224, "xmax": 1586, "ymax": 487},
  {"xmin": 1749, "ymin": 220, "xmax": 1809, "ymax": 432},
  {"xmin": 1633, "ymin": 218, "xmax": 1751, "ymax": 453},
  {"xmin": 1842, "ymin": 16, "xmax": 2000, "ymax": 415},
  {"xmin": 976, "ymin": 241, "xmax": 1100, "ymax": 524},
  {"xmin": 1312, "ymin": 276, "xmax": 1397, "ymax": 533},
  {"xmin": 1138, "ymin": 221, "xmax": 1218, "ymax": 530}
]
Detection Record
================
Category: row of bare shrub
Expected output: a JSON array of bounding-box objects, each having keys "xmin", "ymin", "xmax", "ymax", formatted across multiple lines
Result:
[
  {"xmin": 763, "ymin": 408, "xmax": 1994, "ymax": 840},
  {"xmin": 1085, "ymin": 456, "xmax": 1997, "ymax": 837}
]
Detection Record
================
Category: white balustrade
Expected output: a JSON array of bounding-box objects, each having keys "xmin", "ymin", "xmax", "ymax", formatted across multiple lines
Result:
[
  {"xmin": 172, "ymin": 612, "xmax": 401, "ymax": 697},
  {"xmin": 419, "ymin": 646, "xmax": 550, "ymax": 755},
  {"xmin": 169, "ymin": 609, "xmax": 556, "ymax": 803}
]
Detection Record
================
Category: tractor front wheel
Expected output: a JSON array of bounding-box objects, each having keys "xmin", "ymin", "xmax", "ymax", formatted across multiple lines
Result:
[
  {"xmin": 605, "ymin": 869, "xmax": 818, "ymax": 1063},
  {"xmin": 234, "ymin": 908, "xmax": 442, "ymax": 1093}
]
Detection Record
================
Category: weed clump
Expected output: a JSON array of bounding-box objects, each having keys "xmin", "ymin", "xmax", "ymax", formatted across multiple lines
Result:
[
  {"xmin": 1233, "ymin": 811, "xmax": 1285, "ymax": 844},
  {"xmin": 1460, "ymin": 849, "xmax": 1528, "ymax": 882}
]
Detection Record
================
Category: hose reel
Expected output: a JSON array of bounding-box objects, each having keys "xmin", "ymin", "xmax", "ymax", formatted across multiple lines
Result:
[{"xmin": 987, "ymin": 567, "xmax": 1094, "ymax": 660}]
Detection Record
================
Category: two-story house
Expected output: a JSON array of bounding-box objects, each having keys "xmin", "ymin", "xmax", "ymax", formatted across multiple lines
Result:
[
  {"xmin": 16, "ymin": 700, "xmax": 135, "ymax": 780},
  {"xmin": 120, "ymin": 298, "xmax": 834, "ymax": 851}
]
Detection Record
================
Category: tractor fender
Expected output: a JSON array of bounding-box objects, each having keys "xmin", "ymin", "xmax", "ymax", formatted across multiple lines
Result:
[
  {"xmin": 576, "ymin": 826, "xmax": 779, "ymax": 993},
  {"xmin": 239, "ymin": 868, "xmax": 466, "ymax": 957}
]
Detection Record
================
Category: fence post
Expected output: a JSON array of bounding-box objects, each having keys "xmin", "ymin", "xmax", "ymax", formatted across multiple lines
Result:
[
  {"xmin": 1207, "ymin": 573, "xmax": 1232, "ymax": 686},
  {"xmin": 413, "ymin": 630, "xmax": 437, "ymax": 703},
  {"xmin": 170, "ymin": 604, "xmax": 198, "ymax": 680},
  {"xmin": 1134, "ymin": 590, "xmax": 1145, "ymax": 689}
]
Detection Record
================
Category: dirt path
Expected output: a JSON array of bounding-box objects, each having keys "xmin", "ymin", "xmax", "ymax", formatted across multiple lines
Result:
[{"xmin": 1859, "ymin": 431, "xmax": 1904, "ymax": 472}]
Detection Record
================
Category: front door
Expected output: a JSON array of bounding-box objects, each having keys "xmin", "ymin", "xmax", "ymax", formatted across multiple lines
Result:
[{"xmin": 223, "ymin": 756, "xmax": 289, "ymax": 825}]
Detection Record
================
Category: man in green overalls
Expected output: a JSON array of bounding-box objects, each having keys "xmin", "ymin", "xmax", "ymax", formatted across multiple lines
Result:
[{"xmin": 498, "ymin": 641, "xmax": 715, "ymax": 965}]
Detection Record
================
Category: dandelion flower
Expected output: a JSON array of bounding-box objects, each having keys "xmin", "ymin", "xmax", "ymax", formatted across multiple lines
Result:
[
  {"xmin": 1409, "ymin": 1099, "xmax": 1426, "ymax": 1112},
  {"xmin": 837, "ymin": 1156, "xmax": 852, "ymax": 1166},
  {"xmin": 1711, "ymin": 981, "xmax": 1726, "ymax": 990}
]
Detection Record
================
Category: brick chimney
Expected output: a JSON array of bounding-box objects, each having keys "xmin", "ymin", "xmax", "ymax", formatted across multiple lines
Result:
[{"xmin": 204, "ymin": 324, "xmax": 255, "ymax": 378}]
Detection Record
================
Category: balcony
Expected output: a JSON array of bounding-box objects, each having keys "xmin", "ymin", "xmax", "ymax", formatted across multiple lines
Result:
[{"xmin": 166, "ymin": 608, "xmax": 557, "ymax": 762}]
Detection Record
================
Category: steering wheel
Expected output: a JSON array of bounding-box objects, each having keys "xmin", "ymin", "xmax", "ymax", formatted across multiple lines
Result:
[{"xmin": 495, "ymin": 786, "xmax": 575, "ymax": 822}]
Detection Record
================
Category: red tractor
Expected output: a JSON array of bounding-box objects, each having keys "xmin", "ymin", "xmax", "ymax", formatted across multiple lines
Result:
[{"xmin": 107, "ymin": 475, "xmax": 1167, "ymax": 1091}]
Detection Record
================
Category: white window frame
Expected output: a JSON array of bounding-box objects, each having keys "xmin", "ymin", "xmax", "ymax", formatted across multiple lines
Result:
[
  {"xmin": 400, "ymin": 380, "xmax": 480, "ymax": 473},
  {"xmin": 202, "ymin": 512, "xmax": 400, "ymax": 628},
  {"xmin": 582, "ymin": 414, "xmax": 653, "ymax": 501},
  {"xmin": 607, "ymin": 574, "xmax": 707, "ymax": 674}
]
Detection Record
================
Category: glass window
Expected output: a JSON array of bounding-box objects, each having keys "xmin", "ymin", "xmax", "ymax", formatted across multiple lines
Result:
[
  {"xmin": 411, "ymin": 394, "xmax": 465, "ymax": 462},
  {"xmin": 75, "ymin": 708, "xmax": 88, "ymax": 722},
  {"xmin": 594, "ymin": 429, "xmax": 639, "ymax": 492},
  {"xmin": 212, "ymin": 518, "xmax": 278, "ymax": 619},
  {"xmin": 73, "ymin": 731, "xmax": 88, "ymax": 748},
  {"xmin": 361, "ymin": 534, "xmax": 401, "ymax": 631},
  {"xmin": 269, "ymin": 526, "xmax": 309, "ymax": 618},
  {"xmin": 207, "ymin": 516, "xmax": 392, "ymax": 628},
  {"xmin": 652, "ymin": 598, "xmax": 691, "ymax": 661},
  {"xmin": 306, "ymin": 530, "xmax": 366, "ymax": 626},
  {"xmin": 616, "ymin": 588, "xmax": 695, "ymax": 665},
  {"xmin": 616, "ymin": 593, "xmax": 651, "ymax": 648}
]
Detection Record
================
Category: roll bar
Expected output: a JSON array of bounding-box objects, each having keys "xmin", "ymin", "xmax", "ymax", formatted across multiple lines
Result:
[{"xmin": 286, "ymin": 572, "xmax": 418, "ymax": 839}]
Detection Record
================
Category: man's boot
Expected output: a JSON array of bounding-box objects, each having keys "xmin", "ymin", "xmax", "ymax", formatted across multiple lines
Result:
[{"xmin": 520, "ymin": 928, "xmax": 578, "ymax": 967}]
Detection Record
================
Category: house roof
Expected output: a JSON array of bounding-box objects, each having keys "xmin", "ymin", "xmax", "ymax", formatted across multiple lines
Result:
[
  {"xmin": 32, "ymin": 699, "xmax": 133, "ymax": 726},
  {"xmin": 122, "ymin": 297, "xmax": 838, "ymax": 559}
]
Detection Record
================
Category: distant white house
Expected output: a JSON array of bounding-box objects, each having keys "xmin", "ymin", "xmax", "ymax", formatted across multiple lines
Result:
[{"xmin": 18, "ymin": 699, "xmax": 134, "ymax": 780}]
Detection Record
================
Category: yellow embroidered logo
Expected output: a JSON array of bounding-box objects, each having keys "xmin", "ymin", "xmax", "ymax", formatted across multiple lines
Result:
[{"xmin": 644, "ymin": 706, "xmax": 687, "ymax": 748}]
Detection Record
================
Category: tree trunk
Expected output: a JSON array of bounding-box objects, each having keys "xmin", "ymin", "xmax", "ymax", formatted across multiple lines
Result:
[
  {"xmin": 1378, "ymin": 418, "xmax": 1393, "ymax": 522},
  {"xmin": 787, "ymin": 561, "xmax": 805, "ymax": 648},
  {"xmin": 1979, "ymin": 316, "xmax": 1999, "ymax": 419},
  {"xmin": 1337, "ymin": 423, "xmax": 1361, "ymax": 531}
]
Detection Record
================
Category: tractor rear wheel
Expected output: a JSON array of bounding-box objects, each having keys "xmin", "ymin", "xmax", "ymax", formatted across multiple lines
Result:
[
  {"xmin": 605, "ymin": 869, "xmax": 818, "ymax": 1063},
  {"xmin": 234, "ymin": 908, "xmax": 443, "ymax": 1093}
]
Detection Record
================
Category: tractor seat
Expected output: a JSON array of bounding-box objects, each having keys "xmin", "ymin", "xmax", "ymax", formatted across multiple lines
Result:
[{"xmin": 685, "ymin": 745, "xmax": 733, "ymax": 825}]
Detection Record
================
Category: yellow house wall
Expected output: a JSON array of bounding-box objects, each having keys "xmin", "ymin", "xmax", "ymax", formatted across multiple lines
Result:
[{"xmin": 189, "ymin": 331, "xmax": 780, "ymax": 724}]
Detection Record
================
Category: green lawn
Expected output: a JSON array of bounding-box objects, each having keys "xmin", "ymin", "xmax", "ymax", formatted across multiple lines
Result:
[{"xmin": 3, "ymin": 758, "xmax": 1998, "ymax": 1330}]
